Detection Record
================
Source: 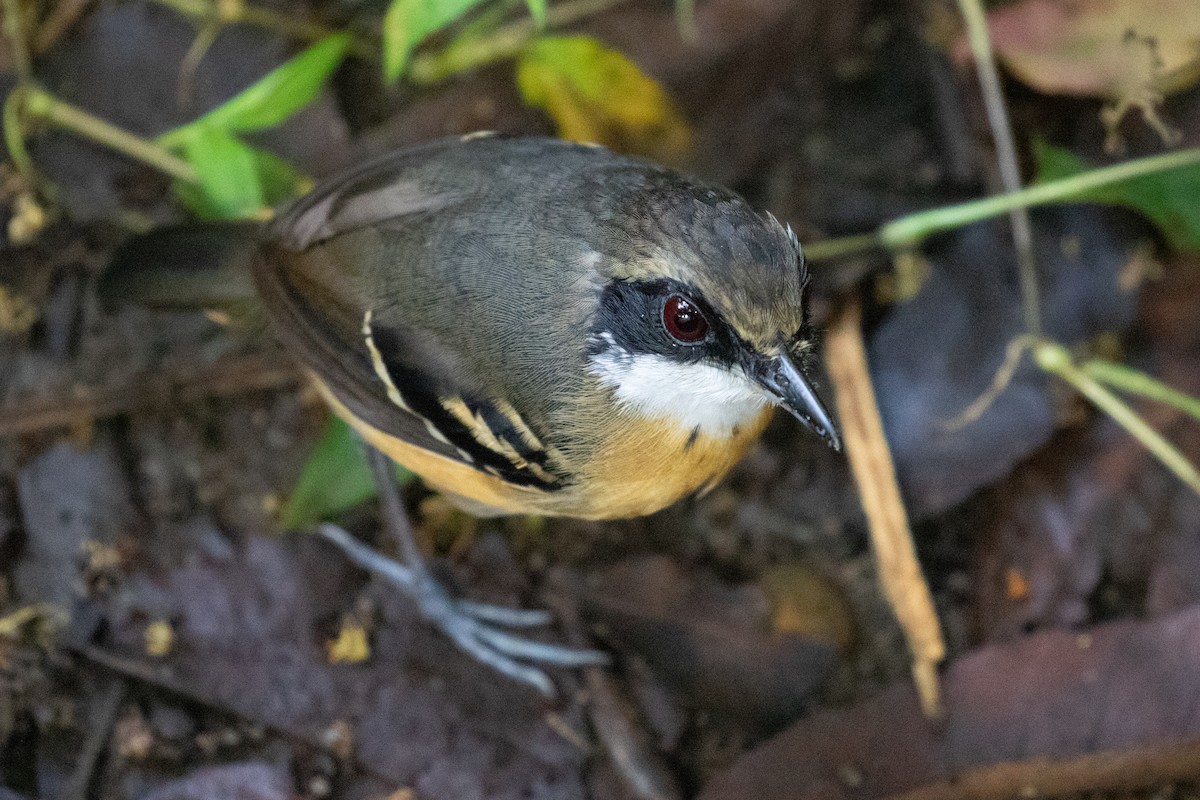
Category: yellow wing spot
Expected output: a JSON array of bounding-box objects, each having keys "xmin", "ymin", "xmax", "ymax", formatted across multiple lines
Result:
[
  {"xmin": 524, "ymin": 462, "xmax": 558, "ymax": 484},
  {"xmin": 492, "ymin": 399, "xmax": 549, "ymax": 452},
  {"xmin": 362, "ymin": 310, "xmax": 411, "ymax": 413},
  {"xmin": 440, "ymin": 395, "xmax": 538, "ymax": 471}
]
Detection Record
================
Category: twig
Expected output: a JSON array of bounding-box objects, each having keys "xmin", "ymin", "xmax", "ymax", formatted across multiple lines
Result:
[
  {"xmin": 941, "ymin": 335, "xmax": 1033, "ymax": 431},
  {"xmin": 0, "ymin": 352, "xmax": 302, "ymax": 438},
  {"xmin": 801, "ymin": 233, "xmax": 882, "ymax": 263},
  {"xmin": 881, "ymin": 147, "xmax": 1200, "ymax": 250},
  {"xmin": 69, "ymin": 642, "xmax": 397, "ymax": 783},
  {"xmin": 545, "ymin": 577, "xmax": 682, "ymax": 800},
  {"xmin": 34, "ymin": 0, "xmax": 93, "ymax": 54},
  {"xmin": 825, "ymin": 297, "xmax": 945, "ymax": 718},
  {"xmin": 1083, "ymin": 358, "xmax": 1200, "ymax": 423},
  {"xmin": 148, "ymin": 0, "xmax": 375, "ymax": 58},
  {"xmin": 889, "ymin": 738, "xmax": 1200, "ymax": 800},
  {"xmin": 955, "ymin": 0, "xmax": 1040, "ymax": 336},
  {"xmin": 59, "ymin": 676, "xmax": 125, "ymax": 800},
  {"xmin": 2, "ymin": 0, "xmax": 33, "ymax": 83}
]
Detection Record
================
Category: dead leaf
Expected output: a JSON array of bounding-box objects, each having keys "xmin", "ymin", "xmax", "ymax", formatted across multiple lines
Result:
[
  {"xmin": 583, "ymin": 556, "xmax": 836, "ymax": 731},
  {"xmin": 761, "ymin": 564, "xmax": 856, "ymax": 652},
  {"xmin": 516, "ymin": 35, "xmax": 692, "ymax": 164},
  {"xmin": 700, "ymin": 605, "xmax": 1200, "ymax": 800},
  {"xmin": 956, "ymin": 0, "xmax": 1200, "ymax": 99}
]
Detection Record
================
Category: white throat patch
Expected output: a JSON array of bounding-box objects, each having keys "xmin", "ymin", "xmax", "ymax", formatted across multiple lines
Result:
[{"xmin": 589, "ymin": 348, "xmax": 774, "ymax": 438}]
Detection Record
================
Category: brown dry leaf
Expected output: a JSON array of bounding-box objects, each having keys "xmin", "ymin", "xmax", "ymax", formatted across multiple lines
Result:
[
  {"xmin": 760, "ymin": 564, "xmax": 856, "ymax": 652},
  {"xmin": 583, "ymin": 556, "xmax": 836, "ymax": 731},
  {"xmin": 516, "ymin": 35, "xmax": 692, "ymax": 165},
  {"xmin": 699, "ymin": 605, "xmax": 1200, "ymax": 800},
  {"xmin": 956, "ymin": 0, "xmax": 1200, "ymax": 99}
]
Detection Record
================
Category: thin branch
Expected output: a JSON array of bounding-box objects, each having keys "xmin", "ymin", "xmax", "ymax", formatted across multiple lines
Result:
[
  {"xmin": 956, "ymin": 0, "xmax": 1041, "ymax": 336},
  {"xmin": 825, "ymin": 298, "xmax": 945, "ymax": 718},
  {"xmin": 801, "ymin": 232, "xmax": 882, "ymax": 263},
  {"xmin": 148, "ymin": 0, "xmax": 375, "ymax": 57},
  {"xmin": 0, "ymin": 352, "xmax": 302, "ymax": 438},
  {"xmin": 2, "ymin": 0, "xmax": 33, "ymax": 82}
]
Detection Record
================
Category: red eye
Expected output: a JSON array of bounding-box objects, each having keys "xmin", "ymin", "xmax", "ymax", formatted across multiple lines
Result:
[{"xmin": 662, "ymin": 294, "xmax": 709, "ymax": 343}]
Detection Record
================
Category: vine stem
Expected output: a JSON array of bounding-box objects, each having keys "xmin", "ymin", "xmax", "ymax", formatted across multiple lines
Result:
[
  {"xmin": 149, "ymin": 0, "xmax": 376, "ymax": 58},
  {"xmin": 803, "ymin": 147, "xmax": 1200, "ymax": 262},
  {"xmin": 19, "ymin": 87, "xmax": 198, "ymax": 183},
  {"xmin": 881, "ymin": 147, "xmax": 1200, "ymax": 248},
  {"xmin": 2, "ymin": 0, "xmax": 32, "ymax": 82},
  {"xmin": 1034, "ymin": 341, "xmax": 1200, "ymax": 496}
]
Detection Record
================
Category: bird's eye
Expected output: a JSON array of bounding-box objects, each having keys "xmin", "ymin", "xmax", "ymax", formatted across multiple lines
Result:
[{"xmin": 662, "ymin": 294, "xmax": 709, "ymax": 344}]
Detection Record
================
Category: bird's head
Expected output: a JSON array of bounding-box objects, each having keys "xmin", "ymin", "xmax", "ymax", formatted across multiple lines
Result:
[{"xmin": 586, "ymin": 182, "xmax": 840, "ymax": 450}]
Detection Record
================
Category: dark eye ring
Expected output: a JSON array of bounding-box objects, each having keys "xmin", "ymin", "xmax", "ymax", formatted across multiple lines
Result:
[{"xmin": 662, "ymin": 294, "xmax": 709, "ymax": 344}]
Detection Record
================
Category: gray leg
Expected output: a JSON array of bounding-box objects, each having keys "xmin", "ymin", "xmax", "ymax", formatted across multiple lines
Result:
[{"xmin": 317, "ymin": 446, "xmax": 608, "ymax": 696}]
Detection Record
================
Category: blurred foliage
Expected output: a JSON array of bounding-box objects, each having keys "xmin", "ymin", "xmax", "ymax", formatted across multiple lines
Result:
[
  {"xmin": 170, "ymin": 126, "xmax": 307, "ymax": 218},
  {"xmin": 282, "ymin": 416, "xmax": 412, "ymax": 529},
  {"xmin": 516, "ymin": 35, "xmax": 691, "ymax": 163},
  {"xmin": 159, "ymin": 33, "xmax": 349, "ymax": 218},
  {"xmin": 1035, "ymin": 140, "xmax": 1200, "ymax": 251},
  {"xmin": 381, "ymin": 0, "xmax": 549, "ymax": 84},
  {"xmin": 382, "ymin": 0, "xmax": 490, "ymax": 83}
]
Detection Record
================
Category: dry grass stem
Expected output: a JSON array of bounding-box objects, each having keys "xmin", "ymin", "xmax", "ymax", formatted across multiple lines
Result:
[{"xmin": 825, "ymin": 297, "xmax": 946, "ymax": 718}]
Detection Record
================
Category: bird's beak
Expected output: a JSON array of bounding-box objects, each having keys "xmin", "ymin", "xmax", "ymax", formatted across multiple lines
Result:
[{"xmin": 753, "ymin": 354, "xmax": 842, "ymax": 451}]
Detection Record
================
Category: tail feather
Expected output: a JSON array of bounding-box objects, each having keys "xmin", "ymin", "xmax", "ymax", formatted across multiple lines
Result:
[{"xmin": 101, "ymin": 222, "xmax": 262, "ymax": 313}]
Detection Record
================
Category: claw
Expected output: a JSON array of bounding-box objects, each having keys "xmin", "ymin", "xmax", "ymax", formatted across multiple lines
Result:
[{"xmin": 318, "ymin": 523, "xmax": 606, "ymax": 696}]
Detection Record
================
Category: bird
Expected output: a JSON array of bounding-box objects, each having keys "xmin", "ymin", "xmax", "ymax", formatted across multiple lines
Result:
[{"xmin": 110, "ymin": 132, "xmax": 841, "ymax": 694}]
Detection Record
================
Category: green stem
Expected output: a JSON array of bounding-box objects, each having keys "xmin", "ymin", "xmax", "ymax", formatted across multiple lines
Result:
[
  {"xmin": 1083, "ymin": 358, "xmax": 1200, "ymax": 423},
  {"xmin": 149, "ymin": 0, "xmax": 375, "ymax": 58},
  {"xmin": 4, "ymin": 88, "xmax": 37, "ymax": 184},
  {"xmin": 674, "ymin": 0, "xmax": 696, "ymax": 40},
  {"xmin": 408, "ymin": 0, "xmax": 632, "ymax": 84},
  {"xmin": 801, "ymin": 232, "xmax": 882, "ymax": 262},
  {"xmin": 2, "ymin": 0, "xmax": 32, "ymax": 82},
  {"xmin": 22, "ymin": 87, "xmax": 198, "ymax": 183},
  {"xmin": 879, "ymin": 147, "xmax": 1200, "ymax": 250},
  {"xmin": 1034, "ymin": 341, "xmax": 1200, "ymax": 496}
]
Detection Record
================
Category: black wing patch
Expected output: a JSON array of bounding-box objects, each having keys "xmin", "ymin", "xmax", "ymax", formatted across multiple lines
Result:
[{"xmin": 364, "ymin": 318, "xmax": 562, "ymax": 490}]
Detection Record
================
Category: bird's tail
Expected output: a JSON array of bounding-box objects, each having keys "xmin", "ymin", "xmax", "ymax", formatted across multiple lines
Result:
[{"xmin": 100, "ymin": 222, "xmax": 262, "ymax": 317}]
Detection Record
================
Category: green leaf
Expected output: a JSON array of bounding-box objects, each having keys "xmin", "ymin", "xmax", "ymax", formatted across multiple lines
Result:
[
  {"xmin": 253, "ymin": 146, "xmax": 312, "ymax": 207},
  {"xmin": 173, "ymin": 128, "xmax": 311, "ymax": 219},
  {"xmin": 160, "ymin": 33, "xmax": 351, "ymax": 146},
  {"xmin": 174, "ymin": 126, "xmax": 265, "ymax": 219},
  {"xmin": 281, "ymin": 416, "xmax": 412, "ymax": 529},
  {"xmin": 1034, "ymin": 140, "xmax": 1200, "ymax": 251},
  {"xmin": 525, "ymin": 0, "xmax": 546, "ymax": 27},
  {"xmin": 383, "ymin": 0, "xmax": 488, "ymax": 83},
  {"xmin": 516, "ymin": 35, "xmax": 691, "ymax": 163}
]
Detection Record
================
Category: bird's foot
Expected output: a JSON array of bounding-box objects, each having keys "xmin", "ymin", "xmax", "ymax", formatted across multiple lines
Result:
[{"xmin": 318, "ymin": 524, "xmax": 607, "ymax": 696}]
